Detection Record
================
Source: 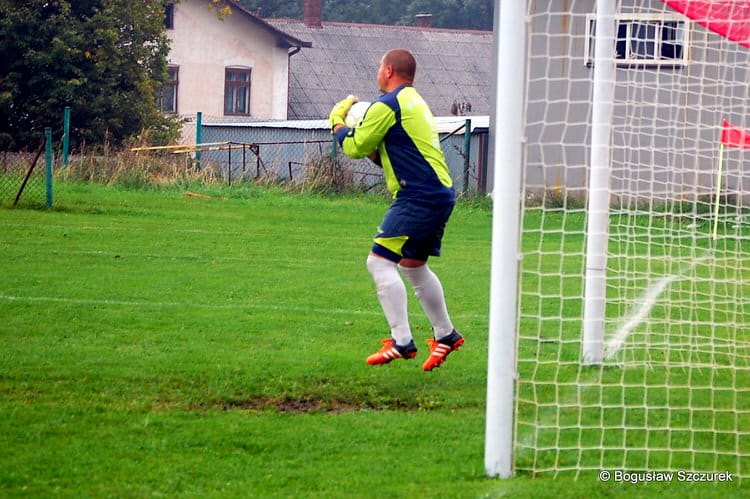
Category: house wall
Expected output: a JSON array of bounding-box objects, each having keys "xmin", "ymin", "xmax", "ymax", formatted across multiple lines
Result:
[
  {"xmin": 167, "ymin": 0, "xmax": 290, "ymax": 122},
  {"xmin": 515, "ymin": 0, "xmax": 750, "ymax": 204}
]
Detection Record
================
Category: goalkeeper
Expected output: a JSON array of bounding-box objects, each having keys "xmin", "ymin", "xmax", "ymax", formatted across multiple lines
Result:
[{"xmin": 329, "ymin": 48, "xmax": 463, "ymax": 371}]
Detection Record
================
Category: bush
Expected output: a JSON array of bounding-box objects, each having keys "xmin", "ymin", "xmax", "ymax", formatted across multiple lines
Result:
[{"xmin": 301, "ymin": 154, "xmax": 355, "ymax": 194}]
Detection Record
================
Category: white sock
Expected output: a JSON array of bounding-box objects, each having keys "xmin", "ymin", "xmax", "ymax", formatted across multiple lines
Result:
[
  {"xmin": 399, "ymin": 264, "xmax": 454, "ymax": 339},
  {"xmin": 366, "ymin": 254, "xmax": 412, "ymax": 346}
]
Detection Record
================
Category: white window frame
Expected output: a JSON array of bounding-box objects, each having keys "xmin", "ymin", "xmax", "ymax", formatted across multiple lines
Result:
[{"xmin": 585, "ymin": 13, "xmax": 689, "ymax": 67}]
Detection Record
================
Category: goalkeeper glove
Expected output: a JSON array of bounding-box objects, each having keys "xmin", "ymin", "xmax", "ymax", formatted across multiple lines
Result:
[{"xmin": 329, "ymin": 95, "xmax": 358, "ymax": 130}]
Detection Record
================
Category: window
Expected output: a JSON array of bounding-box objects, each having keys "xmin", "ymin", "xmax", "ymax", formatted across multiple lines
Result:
[
  {"xmin": 159, "ymin": 66, "xmax": 178, "ymax": 114},
  {"xmin": 165, "ymin": 4, "xmax": 174, "ymax": 30},
  {"xmin": 224, "ymin": 67, "xmax": 252, "ymax": 116},
  {"xmin": 585, "ymin": 14, "xmax": 688, "ymax": 67}
]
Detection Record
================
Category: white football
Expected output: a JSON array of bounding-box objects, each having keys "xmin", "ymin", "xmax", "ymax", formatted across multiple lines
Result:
[{"xmin": 345, "ymin": 101, "xmax": 371, "ymax": 128}]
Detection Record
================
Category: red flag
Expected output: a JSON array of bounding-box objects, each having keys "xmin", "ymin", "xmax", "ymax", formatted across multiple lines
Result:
[
  {"xmin": 662, "ymin": 0, "xmax": 750, "ymax": 49},
  {"xmin": 721, "ymin": 120, "xmax": 750, "ymax": 149}
]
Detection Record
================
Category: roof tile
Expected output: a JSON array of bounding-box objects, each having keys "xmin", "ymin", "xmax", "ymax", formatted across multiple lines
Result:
[{"xmin": 266, "ymin": 20, "xmax": 492, "ymax": 119}]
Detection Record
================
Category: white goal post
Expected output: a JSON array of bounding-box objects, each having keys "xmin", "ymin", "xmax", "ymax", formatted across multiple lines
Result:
[{"xmin": 486, "ymin": 0, "xmax": 749, "ymax": 480}]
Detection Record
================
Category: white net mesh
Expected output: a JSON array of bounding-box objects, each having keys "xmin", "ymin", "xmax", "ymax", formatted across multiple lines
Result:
[{"xmin": 514, "ymin": 0, "xmax": 749, "ymax": 479}]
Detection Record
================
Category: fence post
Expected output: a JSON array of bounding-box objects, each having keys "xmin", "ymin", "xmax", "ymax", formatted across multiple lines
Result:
[
  {"xmin": 62, "ymin": 106, "xmax": 70, "ymax": 168},
  {"xmin": 45, "ymin": 127, "xmax": 53, "ymax": 207},
  {"xmin": 195, "ymin": 111, "xmax": 202, "ymax": 170},
  {"xmin": 228, "ymin": 143, "xmax": 232, "ymax": 185},
  {"xmin": 463, "ymin": 118, "xmax": 472, "ymax": 195}
]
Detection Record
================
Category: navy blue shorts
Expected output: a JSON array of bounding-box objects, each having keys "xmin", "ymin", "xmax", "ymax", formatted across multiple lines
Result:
[{"xmin": 371, "ymin": 196, "xmax": 455, "ymax": 263}]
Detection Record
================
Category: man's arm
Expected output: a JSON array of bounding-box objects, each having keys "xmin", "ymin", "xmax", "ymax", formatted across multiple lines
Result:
[
  {"xmin": 335, "ymin": 102, "xmax": 393, "ymax": 160},
  {"xmin": 334, "ymin": 123, "xmax": 378, "ymax": 164}
]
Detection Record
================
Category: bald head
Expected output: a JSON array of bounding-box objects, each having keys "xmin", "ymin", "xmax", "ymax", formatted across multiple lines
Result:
[
  {"xmin": 383, "ymin": 49, "xmax": 416, "ymax": 81},
  {"xmin": 377, "ymin": 49, "xmax": 417, "ymax": 93}
]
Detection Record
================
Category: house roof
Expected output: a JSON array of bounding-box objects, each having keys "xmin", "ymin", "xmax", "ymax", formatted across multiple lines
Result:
[
  {"xmin": 265, "ymin": 19, "xmax": 493, "ymax": 120},
  {"xmin": 224, "ymin": 1, "xmax": 312, "ymax": 49}
]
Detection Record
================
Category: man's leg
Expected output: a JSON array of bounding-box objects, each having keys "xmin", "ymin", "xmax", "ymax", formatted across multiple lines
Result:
[
  {"xmin": 400, "ymin": 259, "xmax": 463, "ymax": 371},
  {"xmin": 365, "ymin": 253, "xmax": 417, "ymax": 364},
  {"xmin": 398, "ymin": 260, "xmax": 454, "ymax": 339}
]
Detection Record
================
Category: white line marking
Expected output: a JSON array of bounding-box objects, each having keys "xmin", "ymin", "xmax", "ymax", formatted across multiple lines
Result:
[
  {"xmin": 0, "ymin": 294, "xmax": 486, "ymax": 321},
  {"xmin": 0, "ymin": 294, "xmax": 377, "ymax": 316},
  {"xmin": 604, "ymin": 254, "xmax": 711, "ymax": 360}
]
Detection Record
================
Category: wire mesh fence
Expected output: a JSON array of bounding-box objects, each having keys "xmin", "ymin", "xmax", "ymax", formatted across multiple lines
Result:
[
  {"xmin": 0, "ymin": 117, "xmax": 487, "ymax": 204},
  {"xmin": 193, "ymin": 117, "xmax": 487, "ymax": 194},
  {"xmin": 190, "ymin": 138, "xmax": 386, "ymax": 191},
  {"xmin": 0, "ymin": 143, "xmax": 48, "ymax": 208}
]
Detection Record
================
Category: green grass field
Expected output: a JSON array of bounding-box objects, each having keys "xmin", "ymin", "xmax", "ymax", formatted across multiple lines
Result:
[{"xmin": 1, "ymin": 183, "xmax": 746, "ymax": 497}]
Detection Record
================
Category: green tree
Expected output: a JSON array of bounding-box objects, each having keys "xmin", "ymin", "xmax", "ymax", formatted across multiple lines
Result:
[
  {"xmin": 0, "ymin": 0, "xmax": 177, "ymax": 151},
  {"xmin": 322, "ymin": 0, "xmax": 406, "ymax": 25},
  {"xmin": 235, "ymin": 0, "xmax": 492, "ymax": 29},
  {"xmin": 397, "ymin": 0, "xmax": 493, "ymax": 29},
  {"xmin": 236, "ymin": 0, "xmax": 303, "ymax": 19}
]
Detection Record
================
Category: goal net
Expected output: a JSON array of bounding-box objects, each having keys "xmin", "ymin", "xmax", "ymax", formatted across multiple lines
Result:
[{"xmin": 510, "ymin": 0, "xmax": 749, "ymax": 479}]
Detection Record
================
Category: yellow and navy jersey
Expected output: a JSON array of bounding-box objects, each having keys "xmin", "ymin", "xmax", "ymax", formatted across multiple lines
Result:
[{"xmin": 334, "ymin": 85, "xmax": 454, "ymax": 201}]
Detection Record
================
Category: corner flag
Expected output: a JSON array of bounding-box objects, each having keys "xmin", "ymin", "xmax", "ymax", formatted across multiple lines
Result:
[
  {"xmin": 713, "ymin": 120, "xmax": 750, "ymax": 239},
  {"xmin": 721, "ymin": 119, "xmax": 750, "ymax": 149},
  {"xmin": 661, "ymin": 0, "xmax": 750, "ymax": 49}
]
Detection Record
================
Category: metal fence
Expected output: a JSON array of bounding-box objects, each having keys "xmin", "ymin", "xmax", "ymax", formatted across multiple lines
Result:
[
  {"xmin": 195, "ymin": 117, "xmax": 489, "ymax": 195},
  {"xmin": 187, "ymin": 137, "xmax": 384, "ymax": 189},
  {"xmin": 0, "ymin": 138, "xmax": 50, "ymax": 208},
  {"xmin": 0, "ymin": 117, "xmax": 489, "ymax": 203}
]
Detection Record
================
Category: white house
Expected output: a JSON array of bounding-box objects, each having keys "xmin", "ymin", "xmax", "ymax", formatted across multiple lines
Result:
[{"xmin": 164, "ymin": 0, "xmax": 310, "ymax": 127}]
